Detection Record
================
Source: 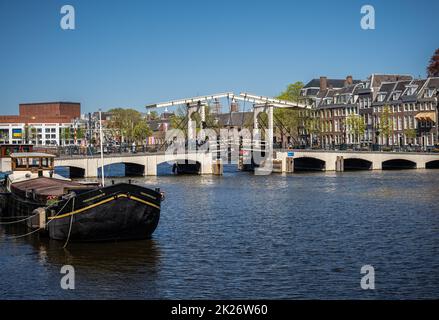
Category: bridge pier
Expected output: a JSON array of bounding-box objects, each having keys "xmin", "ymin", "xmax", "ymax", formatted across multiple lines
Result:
[
  {"xmin": 416, "ymin": 161, "xmax": 426, "ymax": 169},
  {"xmin": 212, "ymin": 159, "xmax": 223, "ymax": 175},
  {"xmin": 335, "ymin": 156, "xmax": 344, "ymax": 172},
  {"xmin": 145, "ymin": 156, "xmax": 157, "ymax": 176},
  {"xmin": 372, "ymin": 161, "xmax": 382, "ymax": 170},
  {"xmin": 325, "ymin": 155, "xmax": 336, "ymax": 171},
  {"xmin": 199, "ymin": 155, "xmax": 213, "ymax": 174}
]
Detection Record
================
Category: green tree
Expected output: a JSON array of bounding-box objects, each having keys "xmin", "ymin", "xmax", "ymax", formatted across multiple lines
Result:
[
  {"xmin": 62, "ymin": 127, "xmax": 72, "ymax": 144},
  {"xmin": 378, "ymin": 105, "xmax": 393, "ymax": 146},
  {"xmin": 303, "ymin": 116, "xmax": 322, "ymax": 147},
  {"xmin": 170, "ymin": 107, "xmax": 188, "ymax": 135},
  {"xmin": 107, "ymin": 108, "xmax": 146, "ymax": 143},
  {"xmin": 404, "ymin": 128, "xmax": 417, "ymax": 144},
  {"xmin": 273, "ymin": 81, "xmax": 305, "ymax": 146},
  {"xmin": 346, "ymin": 114, "xmax": 366, "ymax": 144},
  {"xmin": 276, "ymin": 82, "xmax": 304, "ymax": 103},
  {"xmin": 148, "ymin": 110, "xmax": 159, "ymax": 120},
  {"xmin": 30, "ymin": 127, "xmax": 37, "ymax": 143},
  {"xmin": 133, "ymin": 120, "xmax": 152, "ymax": 144},
  {"xmin": 76, "ymin": 126, "xmax": 85, "ymax": 140}
]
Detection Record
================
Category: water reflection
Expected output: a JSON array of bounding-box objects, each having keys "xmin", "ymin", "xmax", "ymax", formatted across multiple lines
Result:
[{"xmin": 1, "ymin": 170, "xmax": 438, "ymax": 299}]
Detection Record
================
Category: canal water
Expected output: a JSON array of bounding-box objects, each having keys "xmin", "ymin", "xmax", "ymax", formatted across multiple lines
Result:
[{"xmin": 0, "ymin": 168, "xmax": 438, "ymax": 299}]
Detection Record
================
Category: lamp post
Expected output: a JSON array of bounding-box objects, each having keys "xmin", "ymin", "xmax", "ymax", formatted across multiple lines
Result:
[{"xmin": 99, "ymin": 109, "xmax": 105, "ymax": 187}]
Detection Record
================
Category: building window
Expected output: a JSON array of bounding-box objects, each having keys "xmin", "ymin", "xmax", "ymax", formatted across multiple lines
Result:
[
  {"xmin": 406, "ymin": 86, "xmax": 417, "ymax": 95},
  {"xmin": 425, "ymin": 88, "xmax": 434, "ymax": 98}
]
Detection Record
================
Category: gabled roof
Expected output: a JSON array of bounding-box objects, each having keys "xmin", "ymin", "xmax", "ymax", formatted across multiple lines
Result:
[
  {"xmin": 369, "ymin": 74, "xmax": 413, "ymax": 89},
  {"xmin": 375, "ymin": 82, "xmax": 397, "ymax": 103},
  {"xmin": 216, "ymin": 112, "xmax": 253, "ymax": 127},
  {"xmin": 337, "ymin": 83, "xmax": 359, "ymax": 95},
  {"xmin": 303, "ymin": 78, "xmax": 361, "ymax": 89}
]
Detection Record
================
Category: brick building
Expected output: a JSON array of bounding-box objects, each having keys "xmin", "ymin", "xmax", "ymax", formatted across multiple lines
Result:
[{"xmin": 0, "ymin": 102, "xmax": 82, "ymax": 146}]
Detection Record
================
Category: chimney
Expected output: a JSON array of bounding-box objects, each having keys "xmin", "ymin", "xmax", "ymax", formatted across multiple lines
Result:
[
  {"xmin": 345, "ymin": 75, "xmax": 353, "ymax": 86},
  {"xmin": 320, "ymin": 76, "xmax": 327, "ymax": 91}
]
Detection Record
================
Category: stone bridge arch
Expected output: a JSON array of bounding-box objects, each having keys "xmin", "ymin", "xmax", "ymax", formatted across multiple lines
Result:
[
  {"xmin": 342, "ymin": 158, "xmax": 373, "ymax": 170},
  {"xmin": 382, "ymin": 159, "xmax": 417, "ymax": 170},
  {"xmin": 426, "ymin": 160, "xmax": 439, "ymax": 169},
  {"xmin": 293, "ymin": 156, "xmax": 326, "ymax": 171},
  {"xmin": 54, "ymin": 165, "xmax": 86, "ymax": 178},
  {"xmin": 97, "ymin": 161, "xmax": 146, "ymax": 177}
]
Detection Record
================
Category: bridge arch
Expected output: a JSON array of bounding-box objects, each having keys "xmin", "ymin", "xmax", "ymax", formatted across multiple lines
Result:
[
  {"xmin": 294, "ymin": 157, "xmax": 326, "ymax": 171},
  {"xmin": 97, "ymin": 162, "xmax": 145, "ymax": 177},
  {"xmin": 157, "ymin": 158, "xmax": 201, "ymax": 175},
  {"xmin": 382, "ymin": 159, "xmax": 416, "ymax": 170},
  {"xmin": 426, "ymin": 160, "xmax": 439, "ymax": 169},
  {"xmin": 54, "ymin": 165, "xmax": 85, "ymax": 178},
  {"xmin": 343, "ymin": 158, "xmax": 372, "ymax": 171}
]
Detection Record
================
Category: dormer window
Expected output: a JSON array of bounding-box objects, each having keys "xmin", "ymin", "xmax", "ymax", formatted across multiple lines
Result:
[
  {"xmin": 377, "ymin": 93, "xmax": 386, "ymax": 102},
  {"xmin": 392, "ymin": 92, "xmax": 401, "ymax": 101},
  {"xmin": 406, "ymin": 85, "xmax": 418, "ymax": 96},
  {"xmin": 424, "ymin": 88, "xmax": 435, "ymax": 98}
]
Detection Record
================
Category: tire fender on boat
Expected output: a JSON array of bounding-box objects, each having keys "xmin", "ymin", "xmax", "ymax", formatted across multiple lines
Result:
[{"xmin": 27, "ymin": 207, "xmax": 46, "ymax": 230}]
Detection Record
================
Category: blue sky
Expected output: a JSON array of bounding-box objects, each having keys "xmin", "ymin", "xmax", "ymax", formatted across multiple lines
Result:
[{"xmin": 0, "ymin": 0, "xmax": 438, "ymax": 114}]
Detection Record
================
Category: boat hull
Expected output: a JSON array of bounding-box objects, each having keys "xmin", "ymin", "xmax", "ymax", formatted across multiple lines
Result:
[
  {"xmin": 1, "ymin": 181, "xmax": 162, "ymax": 242},
  {"xmin": 47, "ymin": 183, "xmax": 161, "ymax": 242},
  {"xmin": 48, "ymin": 196, "xmax": 160, "ymax": 242},
  {"xmin": 2, "ymin": 193, "xmax": 42, "ymax": 219}
]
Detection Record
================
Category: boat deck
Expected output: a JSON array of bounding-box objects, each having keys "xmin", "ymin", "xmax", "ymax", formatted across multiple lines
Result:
[{"xmin": 10, "ymin": 177, "xmax": 86, "ymax": 197}]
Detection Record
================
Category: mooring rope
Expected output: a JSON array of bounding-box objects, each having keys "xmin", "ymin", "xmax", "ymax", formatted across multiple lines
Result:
[
  {"xmin": 63, "ymin": 197, "xmax": 75, "ymax": 248},
  {"xmin": 0, "ymin": 211, "xmax": 40, "ymax": 225},
  {"xmin": 0, "ymin": 196, "xmax": 73, "ymax": 240}
]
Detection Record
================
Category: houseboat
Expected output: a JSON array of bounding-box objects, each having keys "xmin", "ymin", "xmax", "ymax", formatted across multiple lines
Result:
[
  {"xmin": 1, "ymin": 152, "xmax": 163, "ymax": 242},
  {"xmin": 0, "ymin": 144, "xmax": 33, "ymax": 172}
]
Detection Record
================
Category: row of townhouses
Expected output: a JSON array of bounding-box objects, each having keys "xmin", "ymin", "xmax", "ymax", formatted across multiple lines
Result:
[{"xmin": 298, "ymin": 74, "xmax": 439, "ymax": 149}]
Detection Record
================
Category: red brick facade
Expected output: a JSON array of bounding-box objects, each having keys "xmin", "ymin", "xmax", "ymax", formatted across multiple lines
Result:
[{"xmin": 0, "ymin": 102, "xmax": 80, "ymax": 124}]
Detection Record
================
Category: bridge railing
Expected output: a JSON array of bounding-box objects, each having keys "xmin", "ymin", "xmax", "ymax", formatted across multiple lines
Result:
[
  {"xmin": 48, "ymin": 142, "xmax": 439, "ymax": 159},
  {"xmin": 55, "ymin": 144, "xmax": 164, "ymax": 158},
  {"xmin": 279, "ymin": 143, "xmax": 439, "ymax": 154}
]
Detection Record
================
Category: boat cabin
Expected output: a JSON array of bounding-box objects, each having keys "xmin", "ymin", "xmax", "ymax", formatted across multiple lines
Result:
[{"xmin": 10, "ymin": 152, "xmax": 55, "ymax": 174}]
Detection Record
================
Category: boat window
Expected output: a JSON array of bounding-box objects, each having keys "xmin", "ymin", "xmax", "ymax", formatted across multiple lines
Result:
[
  {"xmin": 15, "ymin": 158, "xmax": 28, "ymax": 169},
  {"xmin": 29, "ymin": 158, "xmax": 41, "ymax": 168},
  {"xmin": 41, "ymin": 157, "xmax": 49, "ymax": 167}
]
